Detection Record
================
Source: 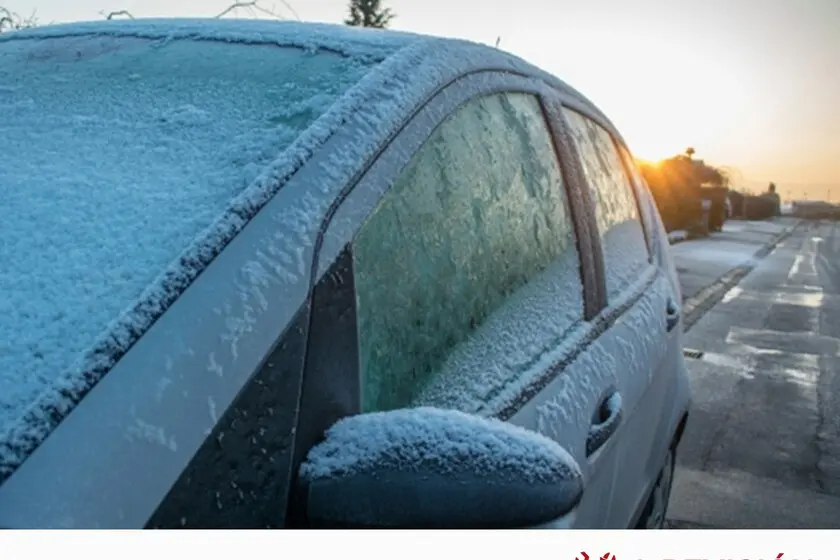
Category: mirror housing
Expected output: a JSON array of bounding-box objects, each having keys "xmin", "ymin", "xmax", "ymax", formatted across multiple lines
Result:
[{"xmin": 298, "ymin": 407, "xmax": 583, "ymax": 528}]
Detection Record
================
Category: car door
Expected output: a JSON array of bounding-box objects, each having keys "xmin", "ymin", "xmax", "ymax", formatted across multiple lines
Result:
[
  {"xmin": 292, "ymin": 71, "xmax": 621, "ymax": 528},
  {"xmin": 558, "ymin": 104, "xmax": 678, "ymax": 528}
]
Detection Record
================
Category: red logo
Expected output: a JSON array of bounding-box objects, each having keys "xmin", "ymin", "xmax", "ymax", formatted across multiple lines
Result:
[{"xmin": 577, "ymin": 553, "xmax": 616, "ymax": 560}]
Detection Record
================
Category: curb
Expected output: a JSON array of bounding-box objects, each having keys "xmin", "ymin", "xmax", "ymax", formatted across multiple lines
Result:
[{"xmin": 680, "ymin": 222, "xmax": 802, "ymax": 332}]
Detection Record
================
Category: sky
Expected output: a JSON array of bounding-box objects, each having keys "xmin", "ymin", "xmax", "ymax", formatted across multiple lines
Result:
[{"xmin": 4, "ymin": 0, "xmax": 839, "ymax": 201}]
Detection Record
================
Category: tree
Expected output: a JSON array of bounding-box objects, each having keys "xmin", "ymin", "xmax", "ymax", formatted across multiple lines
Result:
[
  {"xmin": 0, "ymin": 6, "xmax": 37, "ymax": 32},
  {"xmin": 344, "ymin": 0, "xmax": 395, "ymax": 28},
  {"xmin": 637, "ymin": 148, "xmax": 732, "ymax": 232}
]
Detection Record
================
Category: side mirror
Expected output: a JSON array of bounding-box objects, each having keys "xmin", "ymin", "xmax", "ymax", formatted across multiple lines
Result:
[{"xmin": 297, "ymin": 407, "xmax": 583, "ymax": 528}]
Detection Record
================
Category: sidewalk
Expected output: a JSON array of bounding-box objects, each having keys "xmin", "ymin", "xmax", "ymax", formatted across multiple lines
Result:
[{"xmin": 672, "ymin": 218, "xmax": 800, "ymax": 303}]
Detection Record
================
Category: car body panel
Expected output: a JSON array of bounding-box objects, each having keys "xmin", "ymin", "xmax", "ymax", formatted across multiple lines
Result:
[
  {"xmin": 314, "ymin": 72, "xmax": 626, "ymax": 529},
  {"xmin": 0, "ymin": 18, "xmax": 691, "ymax": 529},
  {"xmin": 0, "ymin": 155, "xmax": 318, "ymax": 529}
]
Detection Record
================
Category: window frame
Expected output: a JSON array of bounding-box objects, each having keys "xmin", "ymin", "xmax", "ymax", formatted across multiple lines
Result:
[
  {"xmin": 553, "ymin": 97, "xmax": 657, "ymax": 316},
  {"xmin": 306, "ymin": 71, "xmax": 599, "ymax": 422}
]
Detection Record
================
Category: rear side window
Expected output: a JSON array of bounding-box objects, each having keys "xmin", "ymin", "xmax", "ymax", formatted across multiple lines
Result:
[
  {"xmin": 563, "ymin": 108, "xmax": 649, "ymax": 300},
  {"xmin": 617, "ymin": 143, "xmax": 661, "ymax": 254},
  {"xmin": 353, "ymin": 93, "xmax": 582, "ymax": 412}
]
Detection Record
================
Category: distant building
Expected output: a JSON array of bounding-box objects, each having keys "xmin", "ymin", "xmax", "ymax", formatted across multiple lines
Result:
[{"xmin": 790, "ymin": 200, "xmax": 840, "ymax": 220}]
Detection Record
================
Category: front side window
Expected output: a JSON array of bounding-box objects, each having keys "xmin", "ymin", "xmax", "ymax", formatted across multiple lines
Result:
[
  {"xmin": 563, "ymin": 108, "xmax": 650, "ymax": 300},
  {"xmin": 353, "ymin": 92, "xmax": 582, "ymax": 412}
]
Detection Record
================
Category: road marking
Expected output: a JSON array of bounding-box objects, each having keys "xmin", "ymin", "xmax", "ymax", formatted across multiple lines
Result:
[
  {"xmin": 779, "ymin": 283, "xmax": 823, "ymax": 292},
  {"xmin": 718, "ymin": 285, "xmax": 832, "ymax": 308},
  {"xmin": 788, "ymin": 238, "xmax": 821, "ymax": 282},
  {"xmin": 726, "ymin": 326, "xmax": 839, "ymax": 357}
]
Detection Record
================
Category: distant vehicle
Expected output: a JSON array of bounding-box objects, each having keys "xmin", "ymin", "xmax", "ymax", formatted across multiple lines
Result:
[{"xmin": 0, "ymin": 19, "xmax": 691, "ymax": 529}]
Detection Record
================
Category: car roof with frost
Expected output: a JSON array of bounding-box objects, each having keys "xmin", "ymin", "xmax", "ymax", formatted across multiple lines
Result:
[
  {"xmin": 0, "ymin": 18, "xmax": 610, "ymax": 127},
  {"xmin": 0, "ymin": 18, "xmax": 620, "ymax": 483}
]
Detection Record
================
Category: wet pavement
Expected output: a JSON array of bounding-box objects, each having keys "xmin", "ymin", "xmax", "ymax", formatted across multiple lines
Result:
[{"xmin": 667, "ymin": 220, "xmax": 840, "ymax": 528}]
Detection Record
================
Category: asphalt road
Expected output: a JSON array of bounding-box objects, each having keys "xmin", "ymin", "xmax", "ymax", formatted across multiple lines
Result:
[
  {"xmin": 667, "ymin": 220, "xmax": 840, "ymax": 528},
  {"xmin": 672, "ymin": 219, "xmax": 795, "ymax": 302}
]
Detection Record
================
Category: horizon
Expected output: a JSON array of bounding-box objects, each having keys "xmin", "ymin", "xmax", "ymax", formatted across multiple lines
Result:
[{"xmin": 3, "ymin": 0, "xmax": 837, "ymax": 203}]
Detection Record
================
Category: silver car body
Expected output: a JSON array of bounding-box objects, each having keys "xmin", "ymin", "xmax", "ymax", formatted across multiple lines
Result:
[{"xmin": 0, "ymin": 19, "xmax": 690, "ymax": 528}]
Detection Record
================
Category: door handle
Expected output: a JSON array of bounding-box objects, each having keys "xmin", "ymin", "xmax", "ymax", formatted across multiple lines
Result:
[
  {"xmin": 666, "ymin": 297, "xmax": 681, "ymax": 333},
  {"xmin": 586, "ymin": 391, "xmax": 623, "ymax": 457}
]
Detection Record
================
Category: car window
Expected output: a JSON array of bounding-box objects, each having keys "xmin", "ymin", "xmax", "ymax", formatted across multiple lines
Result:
[
  {"xmin": 353, "ymin": 92, "xmax": 583, "ymax": 413},
  {"xmin": 617, "ymin": 143, "xmax": 660, "ymax": 253},
  {"xmin": 562, "ymin": 108, "xmax": 650, "ymax": 300},
  {"xmin": 0, "ymin": 34, "xmax": 376, "ymax": 456}
]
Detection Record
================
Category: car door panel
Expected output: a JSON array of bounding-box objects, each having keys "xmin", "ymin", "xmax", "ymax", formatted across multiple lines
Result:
[
  {"xmin": 558, "ymin": 106, "xmax": 679, "ymax": 528},
  {"xmin": 305, "ymin": 72, "xmax": 619, "ymax": 528},
  {"xmin": 599, "ymin": 267, "xmax": 675, "ymax": 527},
  {"xmin": 507, "ymin": 320, "xmax": 624, "ymax": 528},
  {"xmin": 618, "ymin": 145, "xmax": 690, "ymax": 520}
]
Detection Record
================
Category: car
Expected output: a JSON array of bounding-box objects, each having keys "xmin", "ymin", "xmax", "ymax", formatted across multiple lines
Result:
[{"xmin": 0, "ymin": 18, "xmax": 690, "ymax": 529}]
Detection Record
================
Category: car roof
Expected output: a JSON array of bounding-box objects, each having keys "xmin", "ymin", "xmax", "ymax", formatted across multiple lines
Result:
[
  {"xmin": 2, "ymin": 18, "xmax": 608, "ymax": 117},
  {"xmin": 0, "ymin": 18, "xmax": 620, "ymax": 484}
]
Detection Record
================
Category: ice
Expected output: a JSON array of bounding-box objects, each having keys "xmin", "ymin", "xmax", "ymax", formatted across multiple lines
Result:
[
  {"xmin": 0, "ymin": 25, "xmax": 380, "ymax": 462},
  {"xmin": 0, "ymin": 16, "xmax": 624, "ymax": 479},
  {"xmin": 561, "ymin": 108, "xmax": 650, "ymax": 301},
  {"xmin": 600, "ymin": 219, "xmax": 652, "ymax": 300},
  {"xmin": 415, "ymin": 248, "xmax": 585, "ymax": 415},
  {"xmin": 3, "ymin": 18, "xmax": 421, "ymax": 61},
  {"xmin": 354, "ymin": 92, "xmax": 583, "ymax": 413},
  {"xmin": 299, "ymin": 406, "xmax": 581, "ymax": 485},
  {"xmin": 534, "ymin": 269, "xmax": 671, "ymax": 460}
]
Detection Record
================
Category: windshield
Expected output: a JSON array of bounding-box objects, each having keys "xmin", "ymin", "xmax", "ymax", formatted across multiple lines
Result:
[{"xmin": 0, "ymin": 34, "xmax": 373, "ymax": 452}]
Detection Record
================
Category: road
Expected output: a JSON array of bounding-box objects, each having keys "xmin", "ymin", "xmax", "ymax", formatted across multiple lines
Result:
[
  {"xmin": 672, "ymin": 219, "xmax": 793, "ymax": 302},
  {"xmin": 667, "ymin": 219, "xmax": 840, "ymax": 528}
]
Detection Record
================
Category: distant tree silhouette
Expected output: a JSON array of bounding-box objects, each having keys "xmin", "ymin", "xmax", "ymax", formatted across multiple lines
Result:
[
  {"xmin": 345, "ymin": 0, "xmax": 395, "ymax": 28},
  {"xmin": 685, "ymin": 147, "xmax": 695, "ymax": 159}
]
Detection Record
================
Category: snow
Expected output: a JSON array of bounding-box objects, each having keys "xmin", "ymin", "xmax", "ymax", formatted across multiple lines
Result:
[
  {"xmin": 0, "ymin": 17, "xmax": 632, "ymax": 479},
  {"xmin": 0, "ymin": 18, "xmax": 421, "ymax": 61},
  {"xmin": 354, "ymin": 92, "xmax": 583, "ymax": 413},
  {"xmin": 0, "ymin": 30, "xmax": 378, "ymax": 455},
  {"xmin": 414, "ymin": 248, "xmax": 585, "ymax": 415},
  {"xmin": 534, "ymin": 267, "xmax": 670, "ymax": 461},
  {"xmin": 600, "ymin": 220, "xmax": 651, "ymax": 300},
  {"xmin": 561, "ymin": 107, "xmax": 649, "ymax": 300},
  {"xmin": 299, "ymin": 406, "xmax": 581, "ymax": 485}
]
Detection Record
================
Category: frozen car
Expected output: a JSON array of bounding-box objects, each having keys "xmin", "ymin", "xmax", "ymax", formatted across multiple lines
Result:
[{"xmin": 0, "ymin": 19, "xmax": 690, "ymax": 529}]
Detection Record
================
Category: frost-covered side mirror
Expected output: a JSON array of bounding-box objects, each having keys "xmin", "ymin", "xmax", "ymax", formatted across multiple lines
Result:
[{"xmin": 297, "ymin": 407, "xmax": 583, "ymax": 528}]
